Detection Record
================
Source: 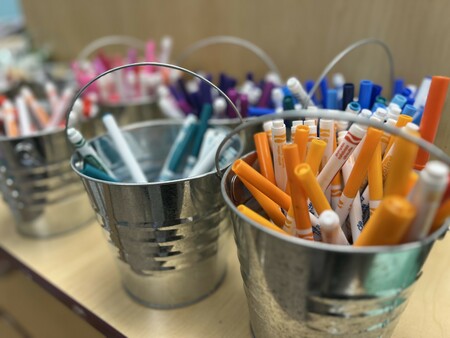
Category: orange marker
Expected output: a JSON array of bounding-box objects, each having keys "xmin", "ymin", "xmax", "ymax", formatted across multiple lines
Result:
[
  {"xmin": 403, "ymin": 171, "xmax": 419, "ymax": 196},
  {"xmin": 354, "ymin": 196, "xmax": 416, "ymax": 246},
  {"xmin": 305, "ymin": 139, "xmax": 327, "ymax": 176},
  {"xmin": 21, "ymin": 87, "xmax": 50, "ymax": 128},
  {"xmin": 283, "ymin": 144, "xmax": 313, "ymax": 240},
  {"xmin": 254, "ymin": 132, "xmax": 276, "ymax": 184},
  {"xmin": 429, "ymin": 199, "xmax": 450, "ymax": 234},
  {"xmin": 240, "ymin": 177, "xmax": 286, "ymax": 228},
  {"xmin": 367, "ymin": 143, "xmax": 383, "ymax": 215},
  {"xmin": 232, "ymin": 159, "xmax": 291, "ymax": 211},
  {"xmin": 294, "ymin": 163, "xmax": 331, "ymax": 216},
  {"xmin": 384, "ymin": 123, "xmax": 420, "ymax": 197},
  {"xmin": 237, "ymin": 205, "xmax": 287, "ymax": 235},
  {"xmin": 334, "ymin": 127, "xmax": 383, "ymax": 224},
  {"xmin": 384, "ymin": 114, "xmax": 413, "ymax": 156},
  {"xmin": 294, "ymin": 125, "xmax": 309, "ymax": 163},
  {"xmin": 415, "ymin": 76, "xmax": 450, "ymax": 170},
  {"xmin": 3, "ymin": 100, "xmax": 19, "ymax": 137}
]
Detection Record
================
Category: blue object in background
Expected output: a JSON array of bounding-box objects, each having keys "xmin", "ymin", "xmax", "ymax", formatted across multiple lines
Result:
[
  {"xmin": 393, "ymin": 78, "xmax": 404, "ymax": 97},
  {"xmin": 370, "ymin": 84, "xmax": 382, "ymax": 108},
  {"xmin": 358, "ymin": 80, "xmax": 373, "ymax": 109},
  {"xmin": 401, "ymin": 104, "xmax": 417, "ymax": 117},
  {"xmin": 326, "ymin": 89, "xmax": 338, "ymax": 109},
  {"xmin": 391, "ymin": 94, "xmax": 407, "ymax": 109}
]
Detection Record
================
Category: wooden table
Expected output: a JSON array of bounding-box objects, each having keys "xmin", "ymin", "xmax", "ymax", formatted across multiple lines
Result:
[{"xmin": 0, "ymin": 202, "xmax": 449, "ymax": 337}]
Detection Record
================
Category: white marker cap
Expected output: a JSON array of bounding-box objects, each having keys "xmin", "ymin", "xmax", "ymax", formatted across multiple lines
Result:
[
  {"xmin": 272, "ymin": 119, "xmax": 284, "ymax": 129},
  {"xmin": 263, "ymin": 121, "xmax": 273, "ymax": 132},
  {"xmin": 67, "ymin": 127, "xmax": 82, "ymax": 144}
]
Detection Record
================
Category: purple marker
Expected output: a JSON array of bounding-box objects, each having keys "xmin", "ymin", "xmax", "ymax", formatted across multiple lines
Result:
[
  {"xmin": 226, "ymin": 88, "xmax": 239, "ymax": 118},
  {"xmin": 169, "ymin": 85, "xmax": 192, "ymax": 114},
  {"xmin": 199, "ymin": 74, "xmax": 212, "ymax": 105},
  {"xmin": 240, "ymin": 94, "xmax": 249, "ymax": 117},
  {"xmin": 257, "ymin": 81, "xmax": 275, "ymax": 108}
]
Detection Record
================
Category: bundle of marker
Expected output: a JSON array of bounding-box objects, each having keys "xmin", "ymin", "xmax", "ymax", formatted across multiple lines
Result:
[
  {"xmin": 231, "ymin": 75, "xmax": 450, "ymax": 247},
  {"xmin": 72, "ymin": 36, "xmax": 180, "ymax": 105},
  {"xmin": 69, "ymin": 108, "xmax": 239, "ymax": 183},
  {"xmin": 0, "ymin": 82, "xmax": 83, "ymax": 137},
  {"xmin": 153, "ymin": 69, "xmax": 287, "ymax": 120}
]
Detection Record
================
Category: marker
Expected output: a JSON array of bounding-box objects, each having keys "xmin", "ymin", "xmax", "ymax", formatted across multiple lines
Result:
[
  {"xmin": 295, "ymin": 163, "xmax": 331, "ymax": 216},
  {"xmin": 305, "ymin": 139, "xmax": 326, "ymax": 176},
  {"xmin": 330, "ymin": 136, "xmax": 342, "ymax": 210},
  {"xmin": 429, "ymin": 199, "xmax": 450, "ymax": 235},
  {"xmin": 380, "ymin": 118, "xmax": 396, "ymax": 155},
  {"xmin": 337, "ymin": 101, "xmax": 360, "ymax": 132},
  {"xmin": 21, "ymin": 87, "xmax": 50, "ymax": 128},
  {"xmin": 240, "ymin": 177, "xmax": 286, "ymax": 228},
  {"xmin": 367, "ymin": 143, "xmax": 383, "ymax": 216},
  {"xmin": 254, "ymin": 132, "xmax": 276, "ymax": 184},
  {"xmin": 287, "ymin": 77, "xmax": 309, "ymax": 107},
  {"xmin": 237, "ymin": 204, "xmax": 287, "ymax": 235},
  {"xmin": 47, "ymin": 86, "xmax": 75, "ymax": 130},
  {"xmin": 317, "ymin": 123, "xmax": 367, "ymax": 191},
  {"xmin": 401, "ymin": 104, "xmax": 417, "ymax": 117},
  {"xmin": 370, "ymin": 84, "xmax": 383, "ymax": 108},
  {"xmin": 342, "ymin": 83, "xmax": 354, "ymax": 111},
  {"xmin": 240, "ymin": 94, "xmax": 249, "ymax": 117},
  {"xmin": 271, "ymin": 120, "xmax": 288, "ymax": 192},
  {"xmin": 159, "ymin": 114, "xmax": 198, "ymax": 181},
  {"xmin": 413, "ymin": 76, "xmax": 431, "ymax": 110},
  {"xmin": 354, "ymin": 195, "xmax": 416, "ymax": 246},
  {"xmin": 283, "ymin": 144, "xmax": 313, "ymax": 240},
  {"xmin": 384, "ymin": 123, "xmax": 420, "ymax": 197},
  {"xmin": 319, "ymin": 77, "xmax": 328, "ymax": 108},
  {"xmin": 386, "ymin": 103, "xmax": 401, "ymax": 121},
  {"xmin": 415, "ymin": 76, "xmax": 450, "ymax": 170},
  {"xmin": 232, "ymin": 159, "xmax": 291, "ymax": 211},
  {"xmin": 403, "ymin": 161, "xmax": 449, "ymax": 242},
  {"xmin": 319, "ymin": 210, "xmax": 349, "ymax": 245},
  {"xmin": 358, "ymin": 80, "xmax": 373, "ymax": 109},
  {"xmin": 67, "ymin": 128, "xmax": 116, "ymax": 179},
  {"xmin": 326, "ymin": 89, "xmax": 338, "ymax": 109},
  {"xmin": 393, "ymin": 78, "xmax": 405, "ymax": 96},
  {"xmin": 293, "ymin": 125, "xmax": 309, "ymax": 163},
  {"xmin": 334, "ymin": 128, "xmax": 382, "ymax": 225},
  {"xmin": 332, "ymin": 73, "xmax": 345, "ymax": 101},
  {"xmin": 44, "ymin": 81, "xmax": 60, "ymax": 114},
  {"xmin": 319, "ymin": 119, "xmax": 334, "ymax": 169},
  {"xmin": 159, "ymin": 36, "xmax": 173, "ymax": 64},
  {"xmin": 307, "ymin": 125, "xmax": 317, "ymax": 151},
  {"xmin": 189, "ymin": 138, "xmax": 234, "ymax": 177},
  {"xmin": 184, "ymin": 104, "xmax": 213, "ymax": 176},
  {"xmin": 3, "ymin": 100, "xmax": 19, "ymax": 137},
  {"xmin": 15, "ymin": 96, "xmax": 33, "ymax": 136},
  {"xmin": 271, "ymin": 88, "xmax": 284, "ymax": 113},
  {"xmin": 212, "ymin": 96, "xmax": 227, "ymax": 117},
  {"xmin": 390, "ymin": 94, "xmax": 407, "ymax": 109},
  {"xmin": 383, "ymin": 114, "xmax": 413, "ymax": 158},
  {"xmin": 81, "ymin": 163, "xmax": 118, "ymax": 182},
  {"xmin": 102, "ymin": 114, "xmax": 147, "ymax": 183}
]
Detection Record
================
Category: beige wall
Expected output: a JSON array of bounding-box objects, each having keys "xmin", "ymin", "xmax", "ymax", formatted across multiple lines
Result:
[{"xmin": 21, "ymin": 0, "xmax": 450, "ymax": 152}]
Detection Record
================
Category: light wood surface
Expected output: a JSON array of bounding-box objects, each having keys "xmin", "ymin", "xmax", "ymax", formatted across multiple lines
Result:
[{"xmin": 0, "ymin": 199, "xmax": 450, "ymax": 337}]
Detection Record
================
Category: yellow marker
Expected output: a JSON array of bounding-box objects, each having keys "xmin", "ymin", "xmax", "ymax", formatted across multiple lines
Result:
[
  {"xmin": 294, "ymin": 163, "xmax": 331, "ymax": 216},
  {"xmin": 384, "ymin": 114, "xmax": 413, "ymax": 156},
  {"xmin": 232, "ymin": 159, "xmax": 291, "ymax": 211},
  {"xmin": 354, "ymin": 195, "xmax": 416, "ymax": 246},
  {"xmin": 240, "ymin": 177, "xmax": 286, "ymax": 228},
  {"xmin": 384, "ymin": 123, "xmax": 420, "ymax": 197},
  {"xmin": 283, "ymin": 144, "xmax": 313, "ymax": 240},
  {"xmin": 294, "ymin": 125, "xmax": 309, "ymax": 163},
  {"xmin": 305, "ymin": 139, "xmax": 327, "ymax": 176},
  {"xmin": 237, "ymin": 205, "xmax": 287, "ymax": 235},
  {"xmin": 429, "ymin": 199, "xmax": 450, "ymax": 234},
  {"xmin": 367, "ymin": 143, "xmax": 383, "ymax": 215},
  {"xmin": 335, "ymin": 127, "xmax": 383, "ymax": 225}
]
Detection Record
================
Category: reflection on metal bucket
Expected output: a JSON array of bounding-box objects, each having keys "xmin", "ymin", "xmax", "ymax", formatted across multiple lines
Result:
[
  {"xmin": 0, "ymin": 129, "xmax": 94, "ymax": 237},
  {"xmin": 71, "ymin": 120, "xmax": 242, "ymax": 308},
  {"xmin": 222, "ymin": 151, "xmax": 448, "ymax": 337}
]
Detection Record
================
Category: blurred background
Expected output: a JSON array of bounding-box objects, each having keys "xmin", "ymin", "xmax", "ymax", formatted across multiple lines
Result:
[{"xmin": 1, "ymin": 0, "xmax": 450, "ymax": 336}]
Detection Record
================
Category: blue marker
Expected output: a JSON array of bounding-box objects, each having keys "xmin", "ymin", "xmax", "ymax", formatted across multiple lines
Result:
[
  {"xmin": 342, "ymin": 83, "xmax": 354, "ymax": 111},
  {"xmin": 159, "ymin": 114, "xmax": 198, "ymax": 181},
  {"xmin": 326, "ymin": 89, "xmax": 338, "ymax": 109},
  {"xmin": 401, "ymin": 87, "xmax": 412, "ymax": 98},
  {"xmin": 199, "ymin": 74, "xmax": 213, "ymax": 104},
  {"xmin": 319, "ymin": 77, "xmax": 328, "ymax": 107},
  {"xmin": 371, "ymin": 102, "xmax": 387, "ymax": 112},
  {"xmin": 393, "ymin": 78, "xmax": 404, "ymax": 96},
  {"xmin": 370, "ymin": 84, "xmax": 382, "ymax": 108},
  {"xmin": 305, "ymin": 80, "xmax": 318, "ymax": 106},
  {"xmin": 401, "ymin": 104, "xmax": 417, "ymax": 117},
  {"xmin": 412, "ymin": 106, "xmax": 424, "ymax": 125},
  {"xmin": 248, "ymin": 106, "xmax": 276, "ymax": 116},
  {"xmin": 358, "ymin": 80, "xmax": 373, "ymax": 109},
  {"xmin": 390, "ymin": 94, "xmax": 407, "ymax": 109}
]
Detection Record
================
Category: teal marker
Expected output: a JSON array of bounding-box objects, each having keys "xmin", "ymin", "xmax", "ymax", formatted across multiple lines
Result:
[{"xmin": 67, "ymin": 128, "xmax": 117, "ymax": 179}]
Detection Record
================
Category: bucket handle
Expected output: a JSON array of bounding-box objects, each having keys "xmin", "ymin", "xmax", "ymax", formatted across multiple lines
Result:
[
  {"xmin": 214, "ymin": 109, "xmax": 450, "ymax": 178},
  {"xmin": 175, "ymin": 35, "xmax": 281, "ymax": 78},
  {"xmin": 65, "ymin": 61, "xmax": 245, "ymax": 131},
  {"xmin": 77, "ymin": 35, "xmax": 146, "ymax": 62}
]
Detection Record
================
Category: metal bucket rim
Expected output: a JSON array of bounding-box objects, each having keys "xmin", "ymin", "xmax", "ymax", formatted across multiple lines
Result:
[
  {"xmin": 221, "ymin": 161, "xmax": 449, "ymax": 254},
  {"xmin": 0, "ymin": 126, "xmax": 65, "ymax": 142},
  {"xmin": 71, "ymin": 119, "xmax": 241, "ymax": 186}
]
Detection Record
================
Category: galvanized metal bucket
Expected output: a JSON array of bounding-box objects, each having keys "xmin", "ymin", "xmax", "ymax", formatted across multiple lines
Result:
[
  {"xmin": 218, "ymin": 110, "xmax": 450, "ymax": 337},
  {"xmin": 0, "ymin": 128, "xmax": 94, "ymax": 237},
  {"xmin": 67, "ymin": 62, "xmax": 244, "ymax": 308}
]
